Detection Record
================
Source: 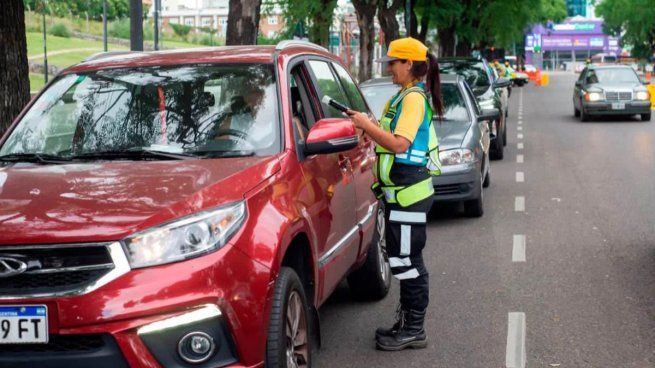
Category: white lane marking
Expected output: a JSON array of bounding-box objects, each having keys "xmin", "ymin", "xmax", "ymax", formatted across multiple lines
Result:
[
  {"xmin": 516, "ymin": 172, "xmax": 525, "ymax": 182},
  {"xmin": 517, "ymin": 142, "xmax": 524, "ymax": 150},
  {"xmin": 517, "ymin": 133, "xmax": 524, "ymax": 139},
  {"xmin": 518, "ymin": 120, "xmax": 523, "ymax": 125},
  {"xmin": 515, "ymin": 196, "xmax": 525, "ymax": 212},
  {"xmin": 517, "ymin": 154, "xmax": 524, "ymax": 163},
  {"xmin": 517, "ymin": 126, "xmax": 523, "ymax": 131},
  {"xmin": 512, "ymin": 235, "xmax": 526, "ymax": 262},
  {"xmin": 506, "ymin": 312, "xmax": 527, "ymax": 368}
]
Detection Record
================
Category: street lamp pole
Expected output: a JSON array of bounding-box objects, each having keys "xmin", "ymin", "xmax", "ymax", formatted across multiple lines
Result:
[
  {"xmin": 103, "ymin": 0, "xmax": 107, "ymax": 51},
  {"xmin": 154, "ymin": 0, "xmax": 160, "ymax": 50},
  {"xmin": 405, "ymin": 0, "xmax": 411, "ymax": 37},
  {"xmin": 42, "ymin": 0, "xmax": 48, "ymax": 83},
  {"xmin": 129, "ymin": 0, "xmax": 144, "ymax": 51}
]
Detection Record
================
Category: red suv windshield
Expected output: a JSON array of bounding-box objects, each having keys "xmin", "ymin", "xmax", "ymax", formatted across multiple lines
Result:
[{"xmin": 1, "ymin": 64, "xmax": 280, "ymax": 159}]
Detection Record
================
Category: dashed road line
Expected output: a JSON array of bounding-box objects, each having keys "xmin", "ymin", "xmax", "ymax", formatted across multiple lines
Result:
[
  {"xmin": 517, "ymin": 154, "xmax": 524, "ymax": 163},
  {"xmin": 517, "ymin": 133, "xmax": 524, "ymax": 139},
  {"xmin": 506, "ymin": 312, "xmax": 527, "ymax": 368},
  {"xmin": 517, "ymin": 142, "xmax": 524, "ymax": 150},
  {"xmin": 516, "ymin": 171, "xmax": 524, "ymax": 182},
  {"xmin": 512, "ymin": 235, "xmax": 526, "ymax": 262},
  {"xmin": 517, "ymin": 126, "xmax": 523, "ymax": 131},
  {"xmin": 515, "ymin": 196, "xmax": 525, "ymax": 212}
]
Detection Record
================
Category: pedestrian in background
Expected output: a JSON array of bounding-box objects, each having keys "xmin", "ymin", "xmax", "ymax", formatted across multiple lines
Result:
[{"xmin": 346, "ymin": 37, "xmax": 443, "ymax": 351}]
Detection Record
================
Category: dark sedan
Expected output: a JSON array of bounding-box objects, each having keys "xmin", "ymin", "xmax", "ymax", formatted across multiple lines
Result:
[
  {"xmin": 439, "ymin": 58, "xmax": 511, "ymax": 160},
  {"xmin": 360, "ymin": 75, "xmax": 497, "ymax": 217},
  {"xmin": 573, "ymin": 65, "xmax": 652, "ymax": 121}
]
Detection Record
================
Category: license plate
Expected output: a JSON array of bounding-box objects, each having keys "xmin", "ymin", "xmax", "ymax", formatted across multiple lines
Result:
[
  {"xmin": 611, "ymin": 102, "xmax": 625, "ymax": 110},
  {"xmin": 0, "ymin": 305, "xmax": 48, "ymax": 344}
]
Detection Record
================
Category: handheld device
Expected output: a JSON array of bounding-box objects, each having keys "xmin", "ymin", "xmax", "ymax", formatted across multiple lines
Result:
[{"xmin": 322, "ymin": 95, "xmax": 351, "ymax": 114}]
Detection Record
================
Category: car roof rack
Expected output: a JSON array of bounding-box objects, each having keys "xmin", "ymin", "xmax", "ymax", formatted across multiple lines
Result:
[
  {"xmin": 83, "ymin": 51, "xmax": 138, "ymax": 63},
  {"xmin": 275, "ymin": 40, "xmax": 328, "ymax": 53}
]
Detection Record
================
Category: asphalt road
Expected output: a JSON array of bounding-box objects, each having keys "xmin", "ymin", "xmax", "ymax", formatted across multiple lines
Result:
[{"xmin": 314, "ymin": 73, "xmax": 655, "ymax": 368}]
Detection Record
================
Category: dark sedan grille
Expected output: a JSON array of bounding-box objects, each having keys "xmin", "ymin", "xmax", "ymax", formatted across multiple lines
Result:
[
  {"xmin": 0, "ymin": 334, "xmax": 105, "ymax": 353},
  {"xmin": 0, "ymin": 244, "xmax": 114, "ymax": 297},
  {"xmin": 605, "ymin": 91, "xmax": 632, "ymax": 101}
]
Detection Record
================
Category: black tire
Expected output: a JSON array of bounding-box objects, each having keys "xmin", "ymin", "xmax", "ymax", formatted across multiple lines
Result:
[
  {"xmin": 348, "ymin": 201, "xmax": 391, "ymax": 301},
  {"xmin": 464, "ymin": 182, "xmax": 484, "ymax": 217},
  {"xmin": 490, "ymin": 124, "xmax": 504, "ymax": 160},
  {"xmin": 580, "ymin": 100, "xmax": 589, "ymax": 122},
  {"xmin": 574, "ymin": 104, "xmax": 580, "ymax": 117},
  {"xmin": 502, "ymin": 119, "xmax": 507, "ymax": 146},
  {"xmin": 483, "ymin": 166, "xmax": 490, "ymax": 188},
  {"xmin": 266, "ymin": 267, "xmax": 311, "ymax": 368},
  {"xmin": 641, "ymin": 113, "xmax": 651, "ymax": 121}
]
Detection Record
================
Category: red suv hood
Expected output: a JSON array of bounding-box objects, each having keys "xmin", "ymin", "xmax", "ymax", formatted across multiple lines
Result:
[{"xmin": 0, "ymin": 157, "xmax": 279, "ymax": 245}]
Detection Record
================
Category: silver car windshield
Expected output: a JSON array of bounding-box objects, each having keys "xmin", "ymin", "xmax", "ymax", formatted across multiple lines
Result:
[
  {"xmin": 594, "ymin": 68, "xmax": 640, "ymax": 84},
  {"xmin": 361, "ymin": 83, "xmax": 469, "ymax": 122},
  {"xmin": 0, "ymin": 64, "xmax": 280, "ymax": 159}
]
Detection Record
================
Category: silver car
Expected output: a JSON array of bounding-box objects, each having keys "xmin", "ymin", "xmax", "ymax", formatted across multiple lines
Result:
[
  {"xmin": 573, "ymin": 65, "xmax": 652, "ymax": 121},
  {"xmin": 360, "ymin": 75, "xmax": 497, "ymax": 217}
]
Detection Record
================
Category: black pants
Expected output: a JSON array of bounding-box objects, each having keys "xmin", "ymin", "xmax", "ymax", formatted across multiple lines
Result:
[{"xmin": 385, "ymin": 196, "xmax": 433, "ymax": 311}]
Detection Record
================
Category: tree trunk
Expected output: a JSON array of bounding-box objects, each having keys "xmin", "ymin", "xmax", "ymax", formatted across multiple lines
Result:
[
  {"xmin": 378, "ymin": 0, "xmax": 402, "ymax": 48},
  {"xmin": 1, "ymin": 0, "xmax": 30, "ymax": 136},
  {"xmin": 408, "ymin": 0, "xmax": 429, "ymax": 43},
  {"xmin": 226, "ymin": 0, "xmax": 262, "ymax": 45},
  {"xmin": 456, "ymin": 40, "xmax": 471, "ymax": 57},
  {"xmin": 438, "ymin": 25, "xmax": 456, "ymax": 57},
  {"xmin": 351, "ymin": 0, "xmax": 376, "ymax": 82},
  {"xmin": 309, "ymin": 0, "xmax": 337, "ymax": 47}
]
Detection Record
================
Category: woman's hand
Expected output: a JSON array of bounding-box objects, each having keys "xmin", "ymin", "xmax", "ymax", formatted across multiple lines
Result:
[{"xmin": 346, "ymin": 109, "xmax": 371, "ymax": 130}]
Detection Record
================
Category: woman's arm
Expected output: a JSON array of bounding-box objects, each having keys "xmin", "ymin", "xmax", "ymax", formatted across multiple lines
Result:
[{"xmin": 347, "ymin": 111, "xmax": 410, "ymax": 153}]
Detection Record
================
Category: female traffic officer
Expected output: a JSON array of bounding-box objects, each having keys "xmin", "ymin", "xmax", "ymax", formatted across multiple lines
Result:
[{"xmin": 346, "ymin": 37, "xmax": 443, "ymax": 351}]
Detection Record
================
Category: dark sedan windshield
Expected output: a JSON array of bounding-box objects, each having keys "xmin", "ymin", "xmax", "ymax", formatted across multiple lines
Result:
[
  {"xmin": 594, "ymin": 68, "xmax": 640, "ymax": 84},
  {"xmin": 0, "ymin": 64, "xmax": 280, "ymax": 159},
  {"xmin": 360, "ymin": 82, "xmax": 469, "ymax": 122}
]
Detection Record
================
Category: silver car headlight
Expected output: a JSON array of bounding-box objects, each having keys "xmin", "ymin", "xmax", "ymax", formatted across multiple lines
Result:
[
  {"xmin": 585, "ymin": 91, "xmax": 603, "ymax": 102},
  {"xmin": 438, "ymin": 149, "xmax": 475, "ymax": 166},
  {"xmin": 123, "ymin": 202, "xmax": 247, "ymax": 268},
  {"xmin": 635, "ymin": 90, "xmax": 650, "ymax": 101}
]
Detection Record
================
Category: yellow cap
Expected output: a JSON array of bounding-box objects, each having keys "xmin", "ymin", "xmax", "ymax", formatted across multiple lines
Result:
[{"xmin": 375, "ymin": 37, "xmax": 428, "ymax": 63}]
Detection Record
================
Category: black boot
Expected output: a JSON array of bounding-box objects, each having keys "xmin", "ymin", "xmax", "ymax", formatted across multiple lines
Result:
[
  {"xmin": 375, "ymin": 309, "xmax": 427, "ymax": 351},
  {"xmin": 375, "ymin": 304, "xmax": 406, "ymax": 339}
]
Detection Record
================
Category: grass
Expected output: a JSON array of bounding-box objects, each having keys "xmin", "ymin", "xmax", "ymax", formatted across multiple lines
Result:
[{"xmin": 29, "ymin": 73, "xmax": 47, "ymax": 92}]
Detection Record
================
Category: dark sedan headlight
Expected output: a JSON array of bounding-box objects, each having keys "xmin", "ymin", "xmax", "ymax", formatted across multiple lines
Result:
[
  {"xmin": 439, "ymin": 149, "xmax": 474, "ymax": 166},
  {"xmin": 122, "ymin": 202, "xmax": 246, "ymax": 268}
]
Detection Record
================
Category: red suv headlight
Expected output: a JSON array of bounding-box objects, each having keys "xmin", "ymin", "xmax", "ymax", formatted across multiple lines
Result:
[{"xmin": 122, "ymin": 202, "xmax": 246, "ymax": 268}]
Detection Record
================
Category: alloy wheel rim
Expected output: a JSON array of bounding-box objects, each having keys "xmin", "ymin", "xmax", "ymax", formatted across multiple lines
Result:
[
  {"xmin": 285, "ymin": 290, "xmax": 308, "ymax": 368},
  {"xmin": 376, "ymin": 208, "xmax": 390, "ymax": 284}
]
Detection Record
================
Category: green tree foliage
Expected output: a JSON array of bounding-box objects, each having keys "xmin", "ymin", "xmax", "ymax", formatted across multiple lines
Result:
[
  {"xmin": 170, "ymin": 23, "xmax": 192, "ymax": 39},
  {"xmin": 23, "ymin": 0, "xmax": 130, "ymax": 21},
  {"xmin": 267, "ymin": 0, "xmax": 338, "ymax": 47},
  {"xmin": 596, "ymin": 0, "xmax": 655, "ymax": 59}
]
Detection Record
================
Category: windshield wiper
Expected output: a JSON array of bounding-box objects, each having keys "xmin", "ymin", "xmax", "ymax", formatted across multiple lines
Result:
[
  {"xmin": 0, "ymin": 153, "xmax": 72, "ymax": 164},
  {"xmin": 72, "ymin": 149, "xmax": 197, "ymax": 161},
  {"xmin": 190, "ymin": 149, "xmax": 256, "ymax": 158}
]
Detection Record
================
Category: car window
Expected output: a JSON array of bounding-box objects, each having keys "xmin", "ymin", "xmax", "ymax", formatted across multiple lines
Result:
[
  {"xmin": 360, "ymin": 84, "xmax": 399, "ymax": 121},
  {"xmin": 307, "ymin": 60, "xmax": 351, "ymax": 118},
  {"xmin": 595, "ymin": 68, "xmax": 640, "ymax": 84},
  {"xmin": 332, "ymin": 63, "xmax": 368, "ymax": 113},
  {"xmin": 578, "ymin": 69, "xmax": 587, "ymax": 82},
  {"xmin": 586, "ymin": 70, "xmax": 599, "ymax": 84},
  {"xmin": 440, "ymin": 83, "xmax": 470, "ymax": 122},
  {"xmin": 0, "ymin": 64, "xmax": 280, "ymax": 158},
  {"xmin": 440, "ymin": 61, "xmax": 491, "ymax": 94},
  {"xmin": 289, "ymin": 65, "xmax": 317, "ymax": 140},
  {"xmin": 462, "ymin": 82, "xmax": 481, "ymax": 116}
]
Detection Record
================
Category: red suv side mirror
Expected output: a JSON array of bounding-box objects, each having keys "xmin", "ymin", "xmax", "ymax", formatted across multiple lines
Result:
[{"xmin": 304, "ymin": 118, "xmax": 359, "ymax": 155}]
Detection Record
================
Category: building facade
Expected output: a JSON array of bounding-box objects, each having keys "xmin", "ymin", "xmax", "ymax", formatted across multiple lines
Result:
[{"xmin": 525, "ymin": 17, "xmax": 620, "ymax": 71}]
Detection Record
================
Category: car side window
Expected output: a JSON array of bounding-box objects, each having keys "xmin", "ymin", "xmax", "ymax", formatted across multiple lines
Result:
[
  {"xmin": 578, "ymin": 69, "xmax": 587, "ymax": 82},
  {"xmin": 463, "ymin": 82, "xmax": 481, "ymax": 115},
  {"xmin": 332, "ymin": 63, "xmax": 368, "ymax": 112},
  {"xmin": 307, "ymin": 60, "xmax": 351, "ymax": 118},
  {"xmin": 586, "ymin": 70, "xmax": 598, "ymax": 84},
  {"xmin": 289, "ymin": 64, "xmax": 317, "ymax": 140}
]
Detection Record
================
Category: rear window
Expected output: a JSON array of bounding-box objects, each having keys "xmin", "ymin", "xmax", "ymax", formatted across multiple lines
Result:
[
  {"xmin": 1, "ymin": 64, "xmax": 280, "ymax": 158},
  {"xmin": 439, "ymin": 61, "xmax": 491, "ymax": 93}
]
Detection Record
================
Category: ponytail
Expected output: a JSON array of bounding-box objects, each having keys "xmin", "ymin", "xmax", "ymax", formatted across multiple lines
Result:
[
  {"xmin": 425, "ymin": 53, "xmax": 443, "ymax": 119},
  {"xmin": 409, "ymin": 52, "xmax": 444, "ymax": 119}
]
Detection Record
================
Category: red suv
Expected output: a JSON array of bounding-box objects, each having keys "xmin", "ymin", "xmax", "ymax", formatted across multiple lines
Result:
[{"xmin": 0, "ymin": 41, "xmax": 391, "ymax": 368}]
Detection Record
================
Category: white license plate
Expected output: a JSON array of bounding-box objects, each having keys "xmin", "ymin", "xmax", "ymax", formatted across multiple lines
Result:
[
  {"xmin": 0, "ymin": 305, "xmax": 48, "ymax": 344},
  {"xmin": 611, "ymin": 102, "xmax": 625, "ymax": 110}
]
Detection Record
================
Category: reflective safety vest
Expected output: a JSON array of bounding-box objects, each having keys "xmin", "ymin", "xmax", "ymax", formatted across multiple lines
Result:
[{"xmin": 371, "ymin": 83, "xmax": 441, "ymax": 207}]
